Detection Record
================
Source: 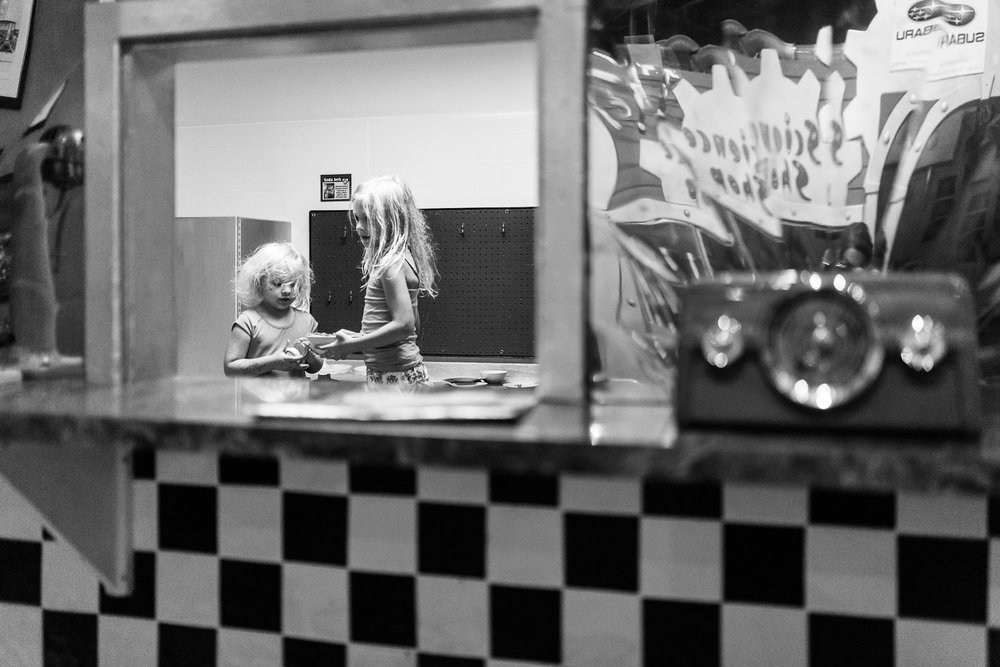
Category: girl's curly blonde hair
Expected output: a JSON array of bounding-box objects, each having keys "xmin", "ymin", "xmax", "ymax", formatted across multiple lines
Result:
[{"xmin": 234, "ymin": 242, "xmax": 313, "ymax": 309}]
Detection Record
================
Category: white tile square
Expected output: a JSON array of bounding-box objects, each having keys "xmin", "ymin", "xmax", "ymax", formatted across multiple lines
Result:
[
  {"xmin": 563, "ymin": 589, "xmax": 641, "ymax": 667},
  {"xmin": 41, "ymin": 539, "xmax": 99, "ymax": 613},
  {"xmin": 218, "ymin": 487, "xmax": 281, "ymax": 561},
  {"xmin": 806, "ymin": 526, "xmax": 896, "ymax": 617},
  {"xmin": 898, "ymin": 492, "xmax": 986, "ymax": 538},
  {"xmin": 281, "ymin": 459, "xmax": 347, "ymax": 494},
  {"xmin": 282, "ymin": 562, "xmax": 348, "ymax": 642},
  {"xmin": 487, "ymin": 505, "xmax": 561, "ymax": 587},
  {"xmin": 724, "ymin": 483, "xmax": 807, "ymax": 525},
  {"xmin": 988, "ymin": 538, "xmax": 1000, "ymax": 626},
  {"xmin": 0, "ymin": 477, "xmax": 43, "ymax": 540},
  {"xmin": 156, "ymin": 451, "xmax": 217, "ymax": 485},
  {"xmin": 131, "ymin": 480, "xmax": 157, "ymax": 551},
  {"xmin": 896, "ymin": 618, "xmax": 986, "ymax": 667},
  {"xmin": 418, "ymin": 467, "xmax": 487, "ymax": 504},
  {"xmin": 217, "ymin": 627, "xmax": 281, "ymax": 667},
  {"xmin": 98, "ymin": 616, "xmax": 157, "ymax": 667},
  {"xmin": 640, "ymin": 517, "xmax": 721, "ymax": 601},
  {"xmin": 155, "ymin": 551, "xmax": 218, "ymax": 627},
  {"xmin": 0, "ymin": 602, "xmax": 41, "ymax": 667},
  {"xmin": 561, "ymin": 475, "xmax": 640, "ymax": 514},
  {"xmin": 347, "ymin": 643, "xmax": 416, "ymax": 667},
  {"xmin": 348, "ymin": 496, "xmax": 416, "ymax": 573},
  {"xmin": 722, "ymin": 604, "xmax": 806, "ymax": 667},
  {"xmin": 417, "ymin": 575, "xmax": 488, "ymax": 656}
]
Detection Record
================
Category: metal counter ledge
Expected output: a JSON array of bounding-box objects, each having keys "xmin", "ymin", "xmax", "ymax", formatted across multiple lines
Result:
[{"xmin": 1, "ymin": 373, "xmax": 999, "ymax": 494}]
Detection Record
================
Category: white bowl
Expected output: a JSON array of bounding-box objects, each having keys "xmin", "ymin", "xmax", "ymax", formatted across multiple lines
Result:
[
  {"xmin": 306, "ymin": 333, "xmax": 337, "ymax": 348},
  {"xmin": 481, "ymin": 369, "xmax": 507, "ymax": 384}
]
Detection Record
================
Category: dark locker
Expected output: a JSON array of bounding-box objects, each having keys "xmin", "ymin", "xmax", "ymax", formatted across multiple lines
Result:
[{"xmin": 309, "ymin": 208, "xmax": 535, "ymax": 358}]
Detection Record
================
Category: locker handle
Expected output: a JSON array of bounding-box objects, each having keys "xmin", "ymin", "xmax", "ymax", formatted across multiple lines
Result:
[
  {"xmin": 326, "ymin": 291, "xmax": 332, "ymax": 305},
  {"xmin": 348, "ymin": 290, "xmax": 353, "ymax": 305},
  {"xmin": 501, "ymin": 221, "xmax": 506, "ymax": 236},
  {"xmin": 460, "ymin": 223, "xmax": 465, "ymax": 237}
]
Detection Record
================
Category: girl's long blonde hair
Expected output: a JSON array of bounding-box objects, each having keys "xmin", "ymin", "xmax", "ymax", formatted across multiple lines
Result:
[
  {"xmin": 234, "ymin": 241, "xmax": 313, "ymax": 309},
  {"xmin": 353, "ymin": 175, "xmax": 438, "ymax": 298}
]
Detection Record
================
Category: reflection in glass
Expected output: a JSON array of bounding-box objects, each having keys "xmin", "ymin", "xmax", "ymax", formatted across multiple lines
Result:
[{"xmin": 587, "ymin": 0, "xmax": 1000, "ymax": 405}]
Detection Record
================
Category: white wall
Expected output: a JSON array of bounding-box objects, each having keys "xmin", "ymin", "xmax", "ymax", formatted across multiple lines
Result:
[{"xmin": 175, "ymin": 41, "xmax": 538, "ymax": 255}]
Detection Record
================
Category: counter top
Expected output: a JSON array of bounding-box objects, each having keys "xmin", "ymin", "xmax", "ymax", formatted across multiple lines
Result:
[{"xmin": 2, "ymin": 372, "xmax": 999, "ymax": 494}]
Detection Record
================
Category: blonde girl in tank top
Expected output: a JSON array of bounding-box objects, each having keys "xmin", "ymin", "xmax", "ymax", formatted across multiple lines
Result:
[{"xmin": 314, "ymin": 176, "xmax": 438, "ymax": 387}]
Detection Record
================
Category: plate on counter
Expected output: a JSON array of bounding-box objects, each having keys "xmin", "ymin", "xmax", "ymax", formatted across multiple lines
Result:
[
  {"xmin": 442, "ymin": 376, "xmax": 487, "ymax": 387},
  {"xmin": 504, "ymin": 381, "xmax": 537, "ymax": 389}
]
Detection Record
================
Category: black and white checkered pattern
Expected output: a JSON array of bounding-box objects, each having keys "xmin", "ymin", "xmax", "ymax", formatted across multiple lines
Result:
[{"xmin": 0, "ymin": 449, "xmax": 996, "ymax": 665}]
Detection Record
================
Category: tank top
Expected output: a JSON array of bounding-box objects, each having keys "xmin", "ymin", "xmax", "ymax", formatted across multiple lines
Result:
[{"xmin": 360, "ymin": 253, "xmax": 422, "ymax": 371}]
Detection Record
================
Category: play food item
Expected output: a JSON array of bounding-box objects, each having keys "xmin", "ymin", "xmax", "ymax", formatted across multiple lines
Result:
[{"xmin": 289, "ymin": 339, "xmax": 323, "ymax": 373}]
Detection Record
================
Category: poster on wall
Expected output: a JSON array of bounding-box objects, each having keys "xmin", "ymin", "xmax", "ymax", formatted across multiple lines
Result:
[
  {"xmin": 320, "ymin": 174, "xmax": 351, "ymax": 202},
  {"xmin": 0, "ymin": 0, "xmax": 35, "ymax": 109}
]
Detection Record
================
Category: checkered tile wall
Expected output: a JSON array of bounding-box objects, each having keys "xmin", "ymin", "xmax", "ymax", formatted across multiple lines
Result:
[{"xmin": 0, "ymin": 448, "xmax": 997, "ymax": 666}]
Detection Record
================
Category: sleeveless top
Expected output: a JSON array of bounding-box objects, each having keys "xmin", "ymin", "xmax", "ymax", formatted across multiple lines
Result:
[
  {"xmin": 360, "ymin": 253, "xmax": 422, "ymax": 371},
  {"xmin": 232, "ymin": 307, "xmax": 318, "ymax": 376}
]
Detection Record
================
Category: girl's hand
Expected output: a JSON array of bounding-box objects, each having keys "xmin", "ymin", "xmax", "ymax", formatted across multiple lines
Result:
[
  {"xmin": 316, "ymin": 331, "xmax": 356, "ymax": 360},
  {"xmin": 277, "ymin": 341, "xmax": 309, "ymax": 371}
]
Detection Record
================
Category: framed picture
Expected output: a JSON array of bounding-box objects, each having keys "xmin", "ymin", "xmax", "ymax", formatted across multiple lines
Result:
[
  {"xmin": 0, "ymin": 0, "xmax": 36, "ymax": 109},
  {"xmin": 321, "ymin": 173, "xmax": 351, "ymax": 202}
]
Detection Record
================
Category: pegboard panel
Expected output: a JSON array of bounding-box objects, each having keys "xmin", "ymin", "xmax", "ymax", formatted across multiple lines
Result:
[
  {"xmin": 310, "ymin": 208, "xmax": 534, "ymax": 358},
  {"xmin": 309, "ymin": 211, "xmax": 364, "ymax": 335}
]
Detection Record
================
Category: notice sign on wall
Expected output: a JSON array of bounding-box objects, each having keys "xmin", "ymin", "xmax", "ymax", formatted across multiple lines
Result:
[{"xmin": 321, "ymin": 174, "xmax": 351, "ymax": 202}]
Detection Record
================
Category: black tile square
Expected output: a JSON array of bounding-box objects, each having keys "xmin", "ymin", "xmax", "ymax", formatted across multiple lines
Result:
[
  {"xmin": 283, "ymin": 492, "xmax": 347, "ymax": 566},
  {"xmin": 808, "ymin": 613, "xmax": 893, "ymax": 667},
  {"xmin": 219, "ymin": 559, "xmax": 282, "ymax": 632},
  {"xmin": 99, "ymin": 550, "xmax": 155, "ymax": 618},
  {"xmin": 350, "ymin": 571, "xmax": 416, "ymax": 647},
  {"xmin": 989, "ymin": 495, "xmax": 1000, "ymax": 537},
  {"xmin": 43, "ymin": 610, "xmax": 97, "ymax": 667},
  {"xmin": 643, "ymin": 480, "xmax": 722, "ymax": 519},
  {"xmin": 642, "ymin": 598, "xmax": 719, "ymax": 667},
  {"xmin": 131, "ymin": 448, "xmax": 155, "ymax": 480},
  {"xmin": 41, "ymin": 528, "xmax": 54, "ymax": 542},
  {"xmin": 490, "ymin": 584, "xmax": 561, "ymax": 664},
  {"xmin": 219, "ymin": 454, "xmax": 280, "ymax": 486},
  {"xmin": 283, "ymin": 637, "xmax": 347, "ymax": 667},
  {"xmin": 158, "ymin": 484, "xmax": 217, "ymax": 554},
  {"xmin": 809, "ymin": 489, "xmax": 895, "ymax": 529},
  {"xmin": 0, "ymin": 537, "xmax": 41, "ymax": 605},
  {"xmin": 723, "ymin": 523, "xmax": 804, "ymax": 606},
  {"xmin": 418, "ymin": 502, "xmax": 485, "ymax": 577},
  {"xmin": 349, "ymin": 464, "xmax": 416, "ymax": 495},
  {"xmin": 898, "ymin": 535, "xmax": 987, "ymax": 623},
  {"xmin": 989, "ymin": 628, "xmax": 1000, "ymax": 667},
  {"xmin": 418, "ymin": 654, "xmax": 485, "ymax": 667},
  {"xmin": 564, "ymin": 513, "xmax": 638, "ymax": 592},
  {"xmin": 489, "ymin": 472, "xmax": 559, "ymax": 506},
  {"xmin": 159, "ymin": 623, "xmax": 216, "ymax": 667}
]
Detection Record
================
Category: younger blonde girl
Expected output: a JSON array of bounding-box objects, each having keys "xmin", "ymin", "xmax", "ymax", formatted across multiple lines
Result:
[{"xmin": 224, "ymin": 242, "xmax": 318, "ymax": 377}]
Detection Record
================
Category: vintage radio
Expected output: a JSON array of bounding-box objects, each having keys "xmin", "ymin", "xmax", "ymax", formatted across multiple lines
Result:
[{"xmin": 676, "ymin": 270, "xmax": 981, "ymax": 433}]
